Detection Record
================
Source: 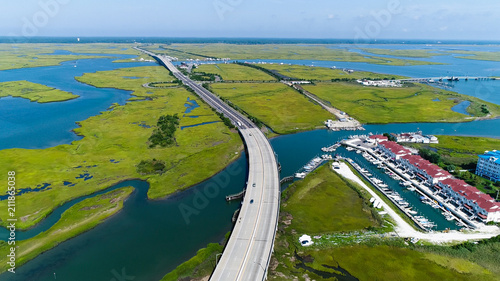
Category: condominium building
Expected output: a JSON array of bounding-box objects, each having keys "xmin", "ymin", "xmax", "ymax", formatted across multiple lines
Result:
[
  {"xmin": 377, "ymin": 142, "xmax": 500, "ymax": 222},
  {"xmin": 476, "ymin": 150, "xmax": 500, "ymax": 182}
]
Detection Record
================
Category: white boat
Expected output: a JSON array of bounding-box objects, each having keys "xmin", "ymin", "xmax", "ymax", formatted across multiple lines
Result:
[
  {"xmin": 295, "ymin": 172, "xmax": 306, "ymax": 179},
  {"xmin": 346, "ymin": 147, "xmax": 354, "ymax": 151},
  {"xmin": 397, "ymin": 200, "xmax": 409, "ymax": 207},
  {"xmin": 407, "ymin": 210, "xmax": 418, "ymax": 215}
]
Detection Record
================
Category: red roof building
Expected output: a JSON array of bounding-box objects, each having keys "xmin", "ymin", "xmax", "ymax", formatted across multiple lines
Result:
[{"xmin": 377, "ymin": 141, "xmax": 500, "ymax": 222}]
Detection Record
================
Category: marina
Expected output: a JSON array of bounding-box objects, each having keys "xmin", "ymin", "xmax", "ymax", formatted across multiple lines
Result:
[
  {"xmin": 341, "ymin": 137, "xmax": 478, "ymax": 230},
  {"xmin": 345, "ymin": 158, "xmax": 438, "ymax": 231},
  {"xmin": 294, "ymin": 155, "xmax": 331, "ymax": 179}
]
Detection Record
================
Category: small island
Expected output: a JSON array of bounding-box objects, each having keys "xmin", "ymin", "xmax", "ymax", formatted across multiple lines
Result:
[{"xmin": 0, "ymin": 80, "xmax": 79, "ymax": 103}]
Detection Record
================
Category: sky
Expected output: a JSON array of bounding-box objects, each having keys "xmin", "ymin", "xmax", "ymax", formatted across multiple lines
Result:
[{"xmin": 1, "ymin": 0, "xmax": 499, "ymax": 40}]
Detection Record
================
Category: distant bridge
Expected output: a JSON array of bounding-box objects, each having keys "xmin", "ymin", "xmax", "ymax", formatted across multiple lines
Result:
[{"xmin": 400, "ymin": 76, "xmax": 498, "ymax": 83}]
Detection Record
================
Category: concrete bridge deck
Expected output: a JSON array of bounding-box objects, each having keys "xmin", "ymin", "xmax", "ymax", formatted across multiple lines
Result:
[{"xmin": 135, "ymin": 47, "xmax": 280, "ymax": 281}]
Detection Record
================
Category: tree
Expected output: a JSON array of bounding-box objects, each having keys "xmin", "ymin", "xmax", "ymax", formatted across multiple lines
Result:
[
  {"xmin": 446, "ymin": 164, "xmax": 456, "ymax": 172},
  {"xmin": 383, "ymin": 133, "xmax": 397, "ymax": 142},
  {"xmin": 419, "ymin": 148, "xmax": 441, "ymax": 164},
  {"xmin": 148, "ymin": 114, "xmax": 180, "ymax": 148}
]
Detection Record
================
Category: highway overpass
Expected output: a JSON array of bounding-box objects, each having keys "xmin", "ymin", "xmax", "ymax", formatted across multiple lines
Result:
[{"xmin": 135, "ymin": 47, "xmax": 280, "ymax": 281}]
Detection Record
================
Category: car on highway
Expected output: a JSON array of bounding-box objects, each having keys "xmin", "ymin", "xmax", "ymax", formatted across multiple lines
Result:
[{"xmin": 250, "ymin": 199, "xmax": 254, "ymax": 204}]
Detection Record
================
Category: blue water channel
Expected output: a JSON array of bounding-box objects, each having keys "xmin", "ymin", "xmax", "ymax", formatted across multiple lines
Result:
[
  {"xmin": 2, "ymin": 45, "xmax": 500, "ymax": 280},
  {"xmin": 1, "ymin": 154, "xmax": 247, "ymax": 281},
  {"xmin": 0, "ymin": 53, "xmax": 156, "ymax": 150},
  {"xmin": 7, "ymin": 121, "xmax": 499, "ymax": 280}
]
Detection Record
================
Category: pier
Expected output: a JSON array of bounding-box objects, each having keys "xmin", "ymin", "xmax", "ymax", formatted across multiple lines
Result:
[
  {"xmin": 226, "ymin": 190, "xmax": 246, "ymax": 202},
  {"xmin": 341, "ymin": 139, "xmax": 475, "ymax": 229},
  {"xmin": 345, "ymin": 158, "xmax": 432, "ymax": 231},
  {"xmin": 280, "ymin": 176, "xmax": 294, "ymax": 185}
]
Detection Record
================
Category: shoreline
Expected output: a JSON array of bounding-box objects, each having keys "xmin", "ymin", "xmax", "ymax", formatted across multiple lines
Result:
[
  {"xmin": 0, "ymin": 186, "xmax": 134, "ymax": 275},
  {"xmin": 0, "ymin": 177, "xmax": 144, "ymax": 232}
]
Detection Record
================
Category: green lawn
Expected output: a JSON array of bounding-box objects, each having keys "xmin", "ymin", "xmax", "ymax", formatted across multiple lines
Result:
[
  {"xmin": 0, "ymin": 186, "xmax": 134, "ymax": 273},
  {"xmin": 282, "ymin": 164, "xmax": 379, "ymax": 234},
  {"xmin": 302, "ymin": 82, "xmax": 500, "ymax": 124},
  {"xmin": 258, "ymin": 64, "xmax": 407, "ymax": 80},
  {"xmin": 193, "ymin": 63, "xmax": 276, "ymax": 81},
  {"xmin": 0, "ymin": 80, "xmax": 78, "ymax": 103},
  {"xmin": 164, "ymin": 44, "xmax": 443, "ymax": 66},
  {"xmin": 0, "ymin": 66, "xmax": 242, "ymax": 229},
  {"xmin": 209, "ymin": 83, "xmax": 332, "ymax": 134},
  {"xmin": 361, "ymin": 48, "xmax": 445, "ymax": 58}
]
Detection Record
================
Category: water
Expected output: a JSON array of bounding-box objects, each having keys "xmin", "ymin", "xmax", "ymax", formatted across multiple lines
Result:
[
  {"xmin": 0, "ymin": 55, "xmax": 156, "ymax": 150},
  {"xmin": 3, "ymin": 43, "xmax": 500, "ymax": 280},
  {"xmin": 180, "ymin": 121, "xmax": 221, "ymax": 130},
  {"xmin": 184, "ymin": 97, "xmax": 200, "ymax": 114},
  {"xmin": 1, "ymin": 155, "xmax": 248, "ymax": 281},
  {"xmin": 451, "ymin": 101, "xmax": 472, "ymax": 116},
  {"xmin": 4, "ymin": 121, "xmax": 500, "ymax": 280},
  {"xmin": 339, "ymin": 148, "xmax": 457, "ymax": 230}
]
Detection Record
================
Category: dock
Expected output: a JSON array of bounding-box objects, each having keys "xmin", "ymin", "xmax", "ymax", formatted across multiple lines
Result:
[
  {"xmin": 225, "ymin": 190, "xmax": 245, "ymax": 202},
  {"xmin": 280, "ymin": 176, "xmax": 294, "ymax": 185},
  {"xmin": 345, "ymin": 158, "xmax": 433, "ymax": 231},
  {"xmin": 342, "ymin": 139, "xmax": 475, "ymax": 230}
]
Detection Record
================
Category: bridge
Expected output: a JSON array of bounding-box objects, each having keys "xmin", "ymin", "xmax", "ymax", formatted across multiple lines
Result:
[
  {"xmin": 135, "ymin": 47, "xmax": 280, "ymax": 281},
  {"xmin": 399, "ymin": 76, "xmax": 497, "ymax": 83}
]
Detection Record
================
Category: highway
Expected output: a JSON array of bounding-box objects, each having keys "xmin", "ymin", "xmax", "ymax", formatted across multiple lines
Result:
[{"xmin": 135, "ymin": 47, "xmax": 280, "ymax": 280}]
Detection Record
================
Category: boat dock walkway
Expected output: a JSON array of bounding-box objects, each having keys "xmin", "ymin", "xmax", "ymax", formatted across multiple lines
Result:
[
  {"xmin": 342, "ymin": 139, "xmax": 476, "ymax": 229},
  {"xmin": 226, "ymin": 190, "xmax": 246, "ymax": 201},
  {"xmin": 344, "ymin": 157, "xmax": 431, "ymax": 231}
]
